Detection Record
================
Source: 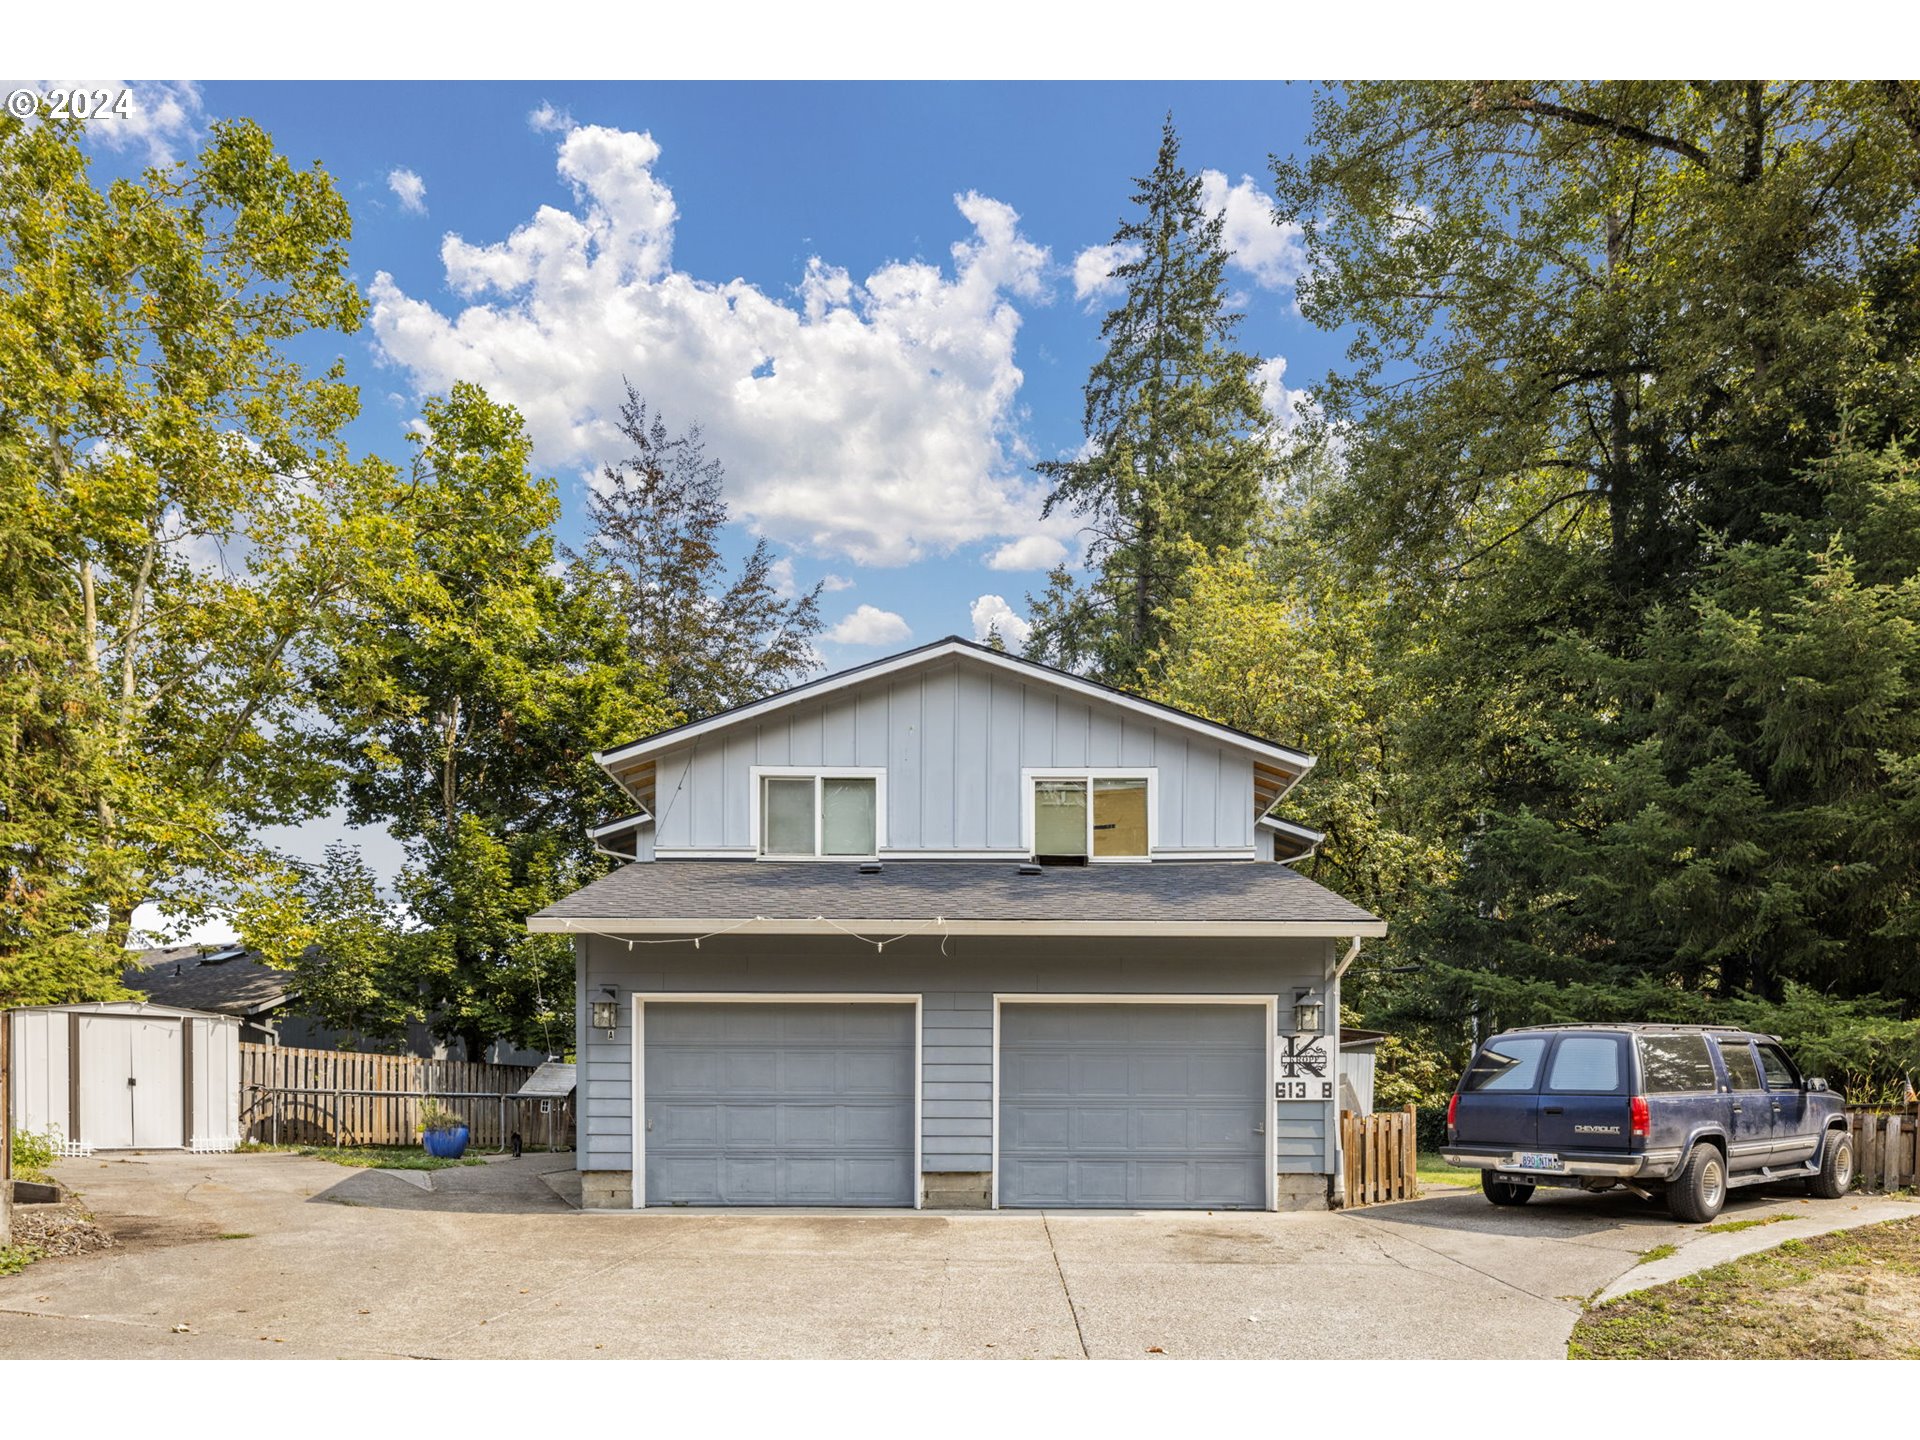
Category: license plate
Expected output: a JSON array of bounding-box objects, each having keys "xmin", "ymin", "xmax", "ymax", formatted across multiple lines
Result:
[{"xmin": 1511, "ymin": 1151, "xmax": 1563, "ymax": 1172}]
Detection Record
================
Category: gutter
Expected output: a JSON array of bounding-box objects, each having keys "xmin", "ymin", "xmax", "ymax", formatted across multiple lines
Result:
[{"xmin": 530, "ymin": 915, "xmax": 1390, "ymax": 940}]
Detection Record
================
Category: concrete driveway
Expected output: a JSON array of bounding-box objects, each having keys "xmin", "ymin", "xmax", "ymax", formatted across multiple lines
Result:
[{"xmin": 0, "ymin": 1152, "xmax": 1907, "ymax": 1359}]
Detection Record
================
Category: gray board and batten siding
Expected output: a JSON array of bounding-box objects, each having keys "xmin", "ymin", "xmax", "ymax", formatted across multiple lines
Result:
[
  {"xmin": 575, "ymin": 932, "xmax": 1334, "ymax": 1190},
  {"xmin": 647, "ymin": 653, "xmax": 1260, "ymax": 857}
]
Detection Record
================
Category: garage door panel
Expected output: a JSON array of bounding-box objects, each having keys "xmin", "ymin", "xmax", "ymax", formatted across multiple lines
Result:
[
  {"xmin": 1133, "ymin": 1055, "xmax": 1188, "ymax": 1092},
  {"xmin": 655, "ymin": 1103, "xmax": 722, "ymax": 1145},
  {"xmin": 1071, "ymin": 1161, "xmax": 1131, "ymax": 1205},
  {"xmin": 644, "ymin": 1002, "xmax": 915, "ymax": 1207},
  {"xmin": 1000, "ymin": 1003, "xmax": 1266, "ymax": 1210},
  {"xmin": 1132, "ymin": 1107, "xmax": 1190, "ymax": 1148},
  {"xmin": 841, "ymin": 1049, "xmax": 912, "ymax": 1091},
  {"xmin": 1196, "ymin": 1161, "xmax": 1263, "ymax": 1207},
  {"xmin": 1191, "ymin": 1053, "xmax": 1262, "ymax": 1094},
  {"xmin": 1076, "ymin": 1108, "xmax": 1130, "ymax": 1148},
  {"xmin": 1073, "ymin": 1054, "xmax": 1130, "ymax": 1094}
]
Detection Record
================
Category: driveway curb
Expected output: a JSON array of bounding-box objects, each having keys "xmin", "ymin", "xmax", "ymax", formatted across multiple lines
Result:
[{"xmin": 1591, "ymin": 1195, "xmax": 1917, "ymax": 1303}]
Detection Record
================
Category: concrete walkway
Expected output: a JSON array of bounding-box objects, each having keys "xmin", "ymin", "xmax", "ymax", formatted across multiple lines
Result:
[{"xmin": 0, "ymin": 1152, "xmax": 1907, "ymax": 1359}]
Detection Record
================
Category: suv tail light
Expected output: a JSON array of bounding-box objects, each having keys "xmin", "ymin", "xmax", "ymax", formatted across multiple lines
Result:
[
  {"xmin": 1446, "ymin": 1093, "xmax": 1459, "ymax": 1130},
  {"xmin": 1630, "ymin": 1095, "xmax": 1651, "ymax": 1138}
]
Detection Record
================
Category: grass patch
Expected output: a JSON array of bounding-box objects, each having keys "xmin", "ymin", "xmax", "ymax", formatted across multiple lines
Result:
[
  {"xmin": 1636, "ymin": 1243, "xmax": 1679, "ymax": 1265},
  {"xmin": 1704, "ymin": 1213, "xmax": 1795, "ymax": 1235},
  {"xmin": 1416, "ymin": 1152, "xmax": 1480, "ymax": 1189},
  {"xmin": 0, "ymin": 1243, "xmax": 46, "ymax": 1277},
  {"xmin": 236, "ymin": 1143, "xmax": 485, "ymax": 1171},
  {"xmin": 1572, "ymin": 1215, "xmax": 1920, "ymax": 1359}
]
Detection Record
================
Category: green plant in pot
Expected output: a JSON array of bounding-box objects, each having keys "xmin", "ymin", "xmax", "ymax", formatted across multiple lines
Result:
[{"xmin": 416, "ymin": 1098, "xmax": 470, "ymax": 1159}]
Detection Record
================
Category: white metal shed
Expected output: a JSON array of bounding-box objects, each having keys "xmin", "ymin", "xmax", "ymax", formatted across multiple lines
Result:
[{"xmin": 7, "ymin": 1003, "xmax": 241, "ymax": 1152}]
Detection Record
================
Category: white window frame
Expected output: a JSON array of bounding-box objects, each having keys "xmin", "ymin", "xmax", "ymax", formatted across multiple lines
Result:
[
  {"xmin": 749, "ymin": 765, "xmax": 887, "ymax": 861},
  {"xmin": 1019, "ymin": 767, "xmax": 1158, "ymax": 863}
]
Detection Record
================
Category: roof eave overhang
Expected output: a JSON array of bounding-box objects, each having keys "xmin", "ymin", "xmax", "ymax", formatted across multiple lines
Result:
[{"xmin": 529, "ymin": 915, "xmax": 1387, "ymax": 939}]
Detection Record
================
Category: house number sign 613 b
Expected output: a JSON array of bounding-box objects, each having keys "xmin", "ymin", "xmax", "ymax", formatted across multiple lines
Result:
[{"xmin": 1275, "ymin": 1033, "xmax": 1332, "ymax": 1101}]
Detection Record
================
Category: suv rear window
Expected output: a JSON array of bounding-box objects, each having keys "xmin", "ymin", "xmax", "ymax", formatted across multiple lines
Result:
[
  {"xmin": 1639, "ymin": 1033, "xmax": 1719, "ymax": 1093},
  {"xmin": 1547, "ymin": 1035, "xmax": 1623, "ymax": 1093},
  {"xmin": 1463, "ymin": 1036, "xmax": 1548, "ymax": 1092}
]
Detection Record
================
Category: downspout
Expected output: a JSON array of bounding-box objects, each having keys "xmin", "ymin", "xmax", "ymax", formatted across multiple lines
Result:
[{"xmin": 1326, "ymin": 936, "xmax": 1362, "ymax": 1207}]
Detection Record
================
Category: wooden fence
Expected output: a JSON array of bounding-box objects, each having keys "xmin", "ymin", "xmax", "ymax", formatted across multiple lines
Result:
[
  {"xmin": 1341, "ymin": 1104, "xmax": 1418, "ymax": 1208},
  {"xmin": 1847, "ymin": 1105, "xmax": 1918, "ymax": 1193},
  {"xmin": 239, "ymin": 1044, "xmax": 572, "ymax": 1151}
]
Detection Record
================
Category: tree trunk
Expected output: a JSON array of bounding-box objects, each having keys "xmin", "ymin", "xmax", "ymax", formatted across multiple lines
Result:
[{"xmin": 459, "ymin": 1025, "xmax": 492, "ymax": 1065}]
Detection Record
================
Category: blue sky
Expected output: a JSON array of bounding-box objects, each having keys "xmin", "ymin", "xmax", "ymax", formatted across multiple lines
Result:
[
  {"xmin": 67, "ymin": 79, "xmax": 1342, "ymax": 936},
  {"xmin": 90, "ymin": 80, "xmax": 1336, "ymax": 653}
]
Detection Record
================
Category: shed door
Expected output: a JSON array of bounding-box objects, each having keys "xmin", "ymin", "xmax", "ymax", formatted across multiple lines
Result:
[
  {"xmin": 998, "ymin": 1003, "xmax": 1267, "ymax": 1209},
  {"xmin": 77, "ymin": 1016, "xmax": 184, "ymax": 1149},
  {"xmin": 643, "ymin": 1002, "xmax": 915, "ymax": 1206}
]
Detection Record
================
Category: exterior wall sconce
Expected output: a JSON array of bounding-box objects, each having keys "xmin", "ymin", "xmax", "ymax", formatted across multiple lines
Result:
[
  {"xmin": 592, "ymin": 989, "xmax": 619, "ymax": 1036},
  {"xmin": 1292, "ymin": 991, "xmax": 1325, "ymax": 1034}
]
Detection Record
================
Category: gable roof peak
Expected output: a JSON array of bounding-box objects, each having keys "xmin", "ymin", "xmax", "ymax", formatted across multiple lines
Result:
[{"xmin": 595, "ymin": 636, "xmax": 1314, "ymax": 798}]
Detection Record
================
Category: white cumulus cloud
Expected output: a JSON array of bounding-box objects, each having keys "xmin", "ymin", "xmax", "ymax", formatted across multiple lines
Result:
[
  {"xmin": 970, "ymin": 594, "xmax": 1032, "ymax": 649},
  {"xmin": 1200, "ymin": 170, "xmax": 1305, "ymax": 290},
  {"xmin": 369, "ymin": 119, "xmax": 1070, "ymax": 567},
  {"xmin": 826, "ymin": 604, "xmax": 912, "ymax": 647},
  {"xmin": 821, "ymin": 573, "xmax": 855, "ymax": 592},
  {"xmin": 1256, "ymin": 355, "xmax": 1314, "ymax": 434},
  {"xmin": 1072, "ymin": 240, "xmax": 1140, "ymax": 305},
  {"xmin": 1071, "ymin": 171, "xmax": 1304, "ymax": 306},
  {"xmin": 985, "ymin": 534, "xmax": 1068, "ymax": 571},
  {"xmin": 387, "ymin": 167, "xmax": 428, "ymax": 215}
]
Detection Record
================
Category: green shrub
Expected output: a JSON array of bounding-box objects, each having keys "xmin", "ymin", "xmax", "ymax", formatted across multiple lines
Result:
[
  {"xmin": 415, "ymin": 1098, "xmax": 466, "ymax": 1134},
  {"xmin": 10, "ymin": 1131, "xmax": 58, "ymax": 1183}
]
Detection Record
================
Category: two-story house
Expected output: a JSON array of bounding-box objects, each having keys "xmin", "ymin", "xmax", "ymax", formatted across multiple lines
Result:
[{"xmin": 530, "ymin": 637, "xmax": 1385, "ymax": 1211}]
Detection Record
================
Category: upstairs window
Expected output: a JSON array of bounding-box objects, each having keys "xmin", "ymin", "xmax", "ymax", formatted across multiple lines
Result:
[
  {"xmin": 1028, "ymin": 772, "xmax": 1151, "ymax": 863},
  {"xmin": 758, "ymin": 771, "xmax": 879, "ymax": 858}
]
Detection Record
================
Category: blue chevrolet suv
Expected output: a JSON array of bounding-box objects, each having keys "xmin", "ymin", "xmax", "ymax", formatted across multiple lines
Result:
[{"xmin": 1440, "ymin": 1024, "xmax": 1851, "ymax": 1223}]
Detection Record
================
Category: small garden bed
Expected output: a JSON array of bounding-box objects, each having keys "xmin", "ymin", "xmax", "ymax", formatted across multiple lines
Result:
[
  {"xmin": 1, "ymin": 1202, "xmax": 119, "ymax": 1276},
  {"xmin": 1572, "ymin": 1216, "xmax": 1920, "ymax": 1359},
  {"xmin": 236, "ymin": 1142, "xmax": 486, "ymax": 1172}
]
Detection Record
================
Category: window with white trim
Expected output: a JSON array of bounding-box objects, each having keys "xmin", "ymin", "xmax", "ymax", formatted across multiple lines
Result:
[
  {"xmin": 1028, "ymin": 773, "xmax": 1151, "ymax": 863},
  {"xmin": 759, "ymin": 773, "xmax": 879, "ymax": 858}
]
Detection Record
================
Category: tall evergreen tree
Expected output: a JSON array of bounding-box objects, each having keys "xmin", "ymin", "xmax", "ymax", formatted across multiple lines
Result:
[
  {"xmin": 581, "ymin": 387, "xmax": 823, "ymax": 723},
  {"xmin": 1027, "ymin": 116, "xmax": 1272, "ymax": 684}
]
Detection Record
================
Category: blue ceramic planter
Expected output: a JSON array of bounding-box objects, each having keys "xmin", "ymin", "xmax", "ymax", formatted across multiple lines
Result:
[{"xmin": 422, "ymin": 1125, "xmax": 469, "ymax": 1159}]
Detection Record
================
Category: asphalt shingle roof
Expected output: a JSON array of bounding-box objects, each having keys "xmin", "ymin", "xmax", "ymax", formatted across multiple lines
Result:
[
  {"xmin": 123, "ymin": 945, "xmax": 295, "ymax": 1017},
  {"xmin": 532, "ymin": 859, "xmax": 1381, "ymax": 928}
]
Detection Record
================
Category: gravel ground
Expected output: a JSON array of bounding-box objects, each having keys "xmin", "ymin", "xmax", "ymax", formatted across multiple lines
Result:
[{"xmin": 6, "ymin": 1203, "xmax": 119, "ymax": 1260}]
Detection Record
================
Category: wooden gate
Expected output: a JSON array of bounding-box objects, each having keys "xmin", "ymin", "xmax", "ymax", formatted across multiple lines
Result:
[{"xmin": 1341, "ymin": 1104, "xmax": 1418, "ymax": 1207}]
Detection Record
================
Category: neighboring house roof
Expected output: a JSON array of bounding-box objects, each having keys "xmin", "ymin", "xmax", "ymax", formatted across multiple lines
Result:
[
  {"xmin": 594, "ymin": 637, "xmax": 1316, "ymax": 815},
  {"xmin": 123, "ymin": 944, "xmax": 295, "ymax": 1019},
  {"xmin": 1339, "ymin": 1026, "xmax": 1388, "ymax": 1050},
  {"xmin": 529, "ymin": 858, "xmax": 1386, "ymax": 938}
]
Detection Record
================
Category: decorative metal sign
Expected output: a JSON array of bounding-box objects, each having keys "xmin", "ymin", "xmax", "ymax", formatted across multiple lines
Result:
[{"xmin": 1275, "ymin": 1033, "xmax": 1333, "ymax": 1101}]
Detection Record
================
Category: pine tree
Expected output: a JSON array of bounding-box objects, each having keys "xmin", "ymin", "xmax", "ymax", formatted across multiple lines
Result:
[
  {"xmin": 581, "ymin": 387, "xmax": 823, "ymax": 722},
  {"xmin": 1028, "ymin": 115, "xmax": 1272, "ymax": 683}
]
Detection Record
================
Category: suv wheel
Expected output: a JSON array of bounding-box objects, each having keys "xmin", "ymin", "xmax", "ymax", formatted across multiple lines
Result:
[
  {"xmin": 1481, "ymin": 1171, "xmax": 1534, "ymax": 1207},
  {"xmin": 1808, "ymin": 1128, "xmax": 1854, "ymax": 1199},
  {"xmin": 1666, "ymin": 1142, "xmax": 1728, "ymax": 1223}
]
